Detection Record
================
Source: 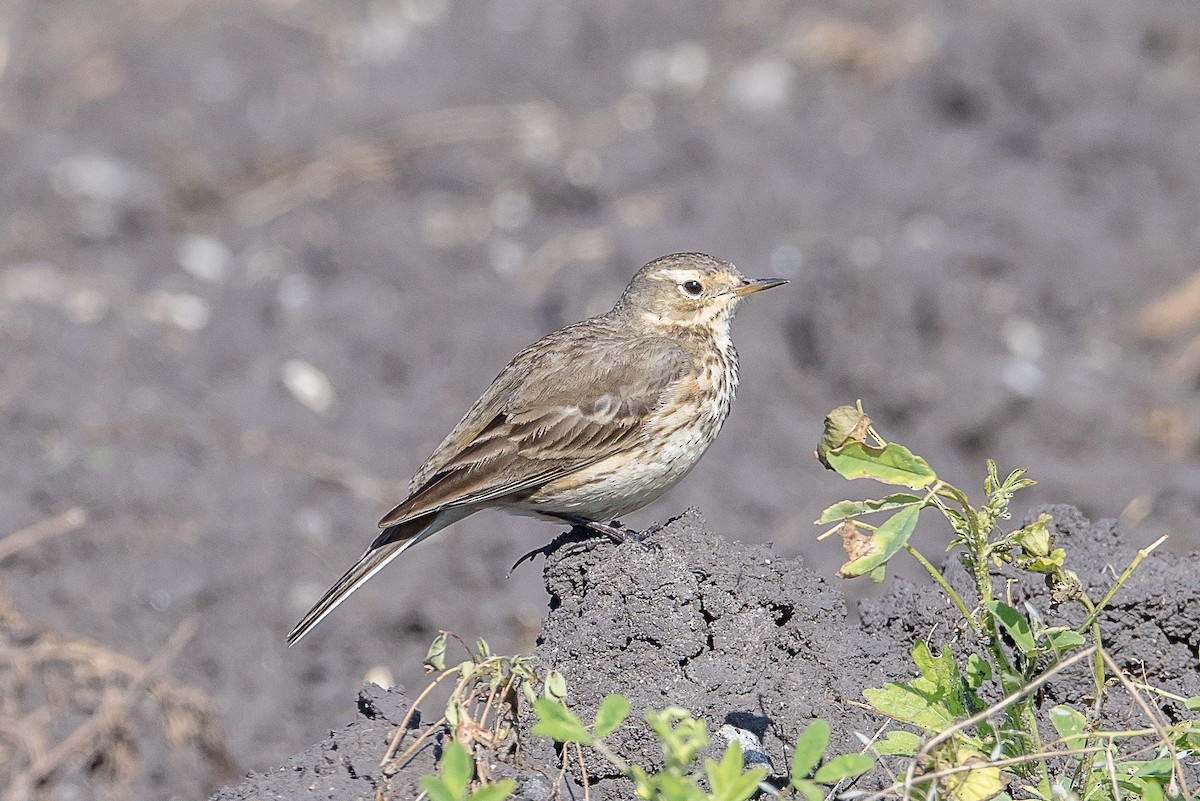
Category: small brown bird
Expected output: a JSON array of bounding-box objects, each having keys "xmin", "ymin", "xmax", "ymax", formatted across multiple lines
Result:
[{"xmin": 287, "ymin": 253, "xmax": 785, "ymax": 645}]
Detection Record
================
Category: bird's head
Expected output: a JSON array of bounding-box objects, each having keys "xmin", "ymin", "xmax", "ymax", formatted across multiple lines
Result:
[{"xmin": 615, "ymin": 253, "xmax": 787, "ymax": 334}]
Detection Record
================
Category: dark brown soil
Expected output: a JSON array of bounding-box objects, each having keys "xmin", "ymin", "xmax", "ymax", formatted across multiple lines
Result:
[
  {"xmin": 3, "ymin": 0, "xmax": 1200, "ymax": 798},
  {"xmin": 211, "ymin": 506, "xmax": 1200, "ymax": 799}
]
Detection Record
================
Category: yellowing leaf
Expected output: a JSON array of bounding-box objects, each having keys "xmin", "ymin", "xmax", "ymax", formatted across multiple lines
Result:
[
  {"xmin": 816, "ymin": 404, "xmax": 872, "ymax": 467},
  {"xmin": 822, "ymin": 441, "xmax": 937, "ymax": 489},
  {"xmin": 815, "ymin": 493, "xmax": 924, "ymax": 524},
  {"xmin": 839, "ymin": 505, "xmax": 921, "ymax": 578},
  {"xmin": 943, "ymin": 746, "xmax": 1004, "ymax": 801}
]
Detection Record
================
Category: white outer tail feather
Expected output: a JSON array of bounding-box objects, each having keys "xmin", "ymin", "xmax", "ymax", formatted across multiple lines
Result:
[{"xmin": 285, "ymin": 511, "xmax": 463, "ymax": 646}]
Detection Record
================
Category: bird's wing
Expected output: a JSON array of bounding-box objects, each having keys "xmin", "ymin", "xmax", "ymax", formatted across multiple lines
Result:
[{"xmin": 378, "ymin": 327, "xmax": 688, "ymax": 527}]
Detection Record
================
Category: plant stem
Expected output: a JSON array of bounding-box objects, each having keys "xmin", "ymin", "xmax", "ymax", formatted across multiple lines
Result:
[
  {"xmin": 903, "ymin": 544, "xmax": 980, "ymax": 635},
  {"xmin": 1077, "ymin": 595, "xmax": 1106, "ymax": 707},
  {"xmin": 1076, "ymin": 535, "xmax": 1168, "ymax": 632}
]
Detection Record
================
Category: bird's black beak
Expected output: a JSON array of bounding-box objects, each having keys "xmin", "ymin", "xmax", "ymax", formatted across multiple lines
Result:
[{"xmin": 733, "ymin": 277, "xmax": 789, "ymax": 297}]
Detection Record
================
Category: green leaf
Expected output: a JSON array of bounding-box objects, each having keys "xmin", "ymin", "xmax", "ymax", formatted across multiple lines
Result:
[
  {"xmin": 543, "ymin": 669, "xmax": 568, "ymax": 701},
  {"xmin": 789, "ymin": 720, "xmax": 830, "ymax": 783},
  {"xmin": 965, "ymin": 653, "xmax": 991, "ymax": 691},
  {"xmin": 874, "ymin": 730, "xmax": 922, "ymax": 756},
  {"xmin": 941, "ymin": 747, "xmax": 1004, "ymax": 801},
  {"xmin": 1132, "ymin": 757, "xmax": 1175, "ymax": 778},
  {"xmin": 424, "ymin": 632, "xmax": 448, "ymax": 672},
  {"xmin": 1140, "ymin": 778, "xmax": 1166, "ymax": 801},
  {"xmin": 913, "ymin": 642, "xmax": 966, "ymax": 717},
  {"xmin": 989, "ymin": 602, "xmax": 1036, "ymax": 655},
  {"xmin": 1048, "ymin": 705, "xmax": 1087, "ymax": 743},
  {"xmin": 705, "ymin": 742, "xmax": 768, "ymax": 801},
  {"xmin": 864, "ymin": 643, "xmax": 965, "ymax": 732},
  {"xmin": 1185, "ymin": 696, "xmax": 1200, "ymax": 712},
  {"xmin": 816, "ymin": 404, "xmax": 871, "ymax": 466},
  {"xmin": 815, "ymin": 494, "xmax": 924, "ymax": 524},
  {"xmin": 594, "ymin": 694, "xmax": 630, "ymax": 738},
  {"xmin": 469, "ymin": 781, "xmax": 516, "ymax": 801},
  {"xmin": 442, "ymin": 741, "xmax": 475, "ymax": 798},
  {"xmin": 532, "ymin": 697, "xmax": 593, "ymax": 744},
  {"xmin": 790, "ymin": 778, "xmax": 823, "ymax": 801},
  {"xmin": 864, "ymin": 683, "xmax": 956, "ymax": 733},
  {"xmin": 839, "ymin": 505, "xmax": 921, "ymax": 578},
  {"xmin": 813, "ymin": 753, "xmax": 874, "ymax": 784},
  {"xmin": 1014, "ymin": 514, "xmax": 1053, "ymax": 557},
  {"xmin": 421, "ymin": 776, "xmax": 459, "ymax": 801},
  {"xmin": 655, "ymin": 772, "xmax": 706, "ymax": 801},
  {"xmin": 821, "ymin": 441, "xmax": 937, "ymax": 489},
  {"xmin": 1045, "ymin": 630, "xmax": 1086, "ymax": 651},
  {"xmin": 646, "ymin": 707, "xmax": 708, "ymax": 771}
]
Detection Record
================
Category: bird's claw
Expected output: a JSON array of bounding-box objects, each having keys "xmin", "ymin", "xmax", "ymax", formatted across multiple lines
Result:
[{"xmin": 508, "ymin": 515, "xmax": 660, "ymax": 573}]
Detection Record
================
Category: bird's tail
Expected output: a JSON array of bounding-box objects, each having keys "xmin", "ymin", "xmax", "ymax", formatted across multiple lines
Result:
[{"xmin": 286, "ymin": 512, "xmax": 454, "ymax": 646}]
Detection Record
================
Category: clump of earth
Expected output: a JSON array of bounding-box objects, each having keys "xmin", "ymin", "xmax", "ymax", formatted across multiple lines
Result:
[{"xmin": 212, "ymin": 505, "xmax": 1200, "ymax": 800}]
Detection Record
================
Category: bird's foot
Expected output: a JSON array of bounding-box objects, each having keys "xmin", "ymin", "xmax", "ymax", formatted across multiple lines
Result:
[
  {"xmin": 508, "ymin": 526, "xmax": 597, "ymax": 574},
  {"xmin": 552, "ymin": 513, "xmax": 657, "ymax": 544},
  {"xmin": 509, "ymin": 514, "xmax": 655, "ymax": 573}
]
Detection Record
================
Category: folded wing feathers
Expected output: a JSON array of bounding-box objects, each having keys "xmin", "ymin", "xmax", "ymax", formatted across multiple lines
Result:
[{"xmin": 379, "ymin": 335, "xmax": 687, "ymax": 528}]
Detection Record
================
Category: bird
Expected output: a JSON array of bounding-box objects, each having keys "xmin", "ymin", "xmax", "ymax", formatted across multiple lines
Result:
[{"xmin": 286, "ymin": 252, "xmax": 786, "ymax": 645}]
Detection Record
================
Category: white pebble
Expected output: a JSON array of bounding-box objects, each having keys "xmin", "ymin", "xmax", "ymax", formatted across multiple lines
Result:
[
  {"xmin": 177, "ymin": 234, "xmax": 232, "ymax": 282},
  {"xmin": 1002, "ymin": 316, "xmax": 1044, "ymax": 361},
  {"xmin": 1003, "ymin": 358, "xmax": 1044, "ymax": 398},
  {"xmin": 143, "ymin": 290, "xmax": 210, "ymax": 331},
  {"xmin": 728, "ymin": 58, "xmax": 793, "ymax": 111},
  {"xmin": 281, "ymin": 358, "xmax": 335, "ymax": 412},
  {"xmin": 64, "ymin": 287, "xmax": 110, "ymax": 324},
  {"xmin": 51, "ymin": 154, "xmax": 135, "ymax": 203}
]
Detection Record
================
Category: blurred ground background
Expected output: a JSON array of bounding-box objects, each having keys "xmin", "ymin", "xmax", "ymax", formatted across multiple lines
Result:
[{"xmin": 2, "ymin": 0, "xmax": 1200, "ymax": 797}]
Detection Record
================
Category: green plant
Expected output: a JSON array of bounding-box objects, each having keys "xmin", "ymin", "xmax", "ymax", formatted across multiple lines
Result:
[
  {"xmin": 815, "ymin": 402, "xmax": 1196, "ymax": 800},
  {"xmin": 380, "ymin": 633, "xmax": 541, "ymax": 782},
  {"xmin": 420, "ymin": 741, "xmax": 515, "ymax": 801},
  {"xmin": 534, "ymin": 697, "xmax": 770, "ymax": 801},
  {"xmin": 786, "ymin": 719, "xmax": 875, "ymax": 800}
]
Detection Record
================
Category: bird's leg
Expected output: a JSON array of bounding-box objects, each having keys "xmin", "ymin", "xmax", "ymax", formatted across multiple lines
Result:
[
  {"xmin": 545, "ymin": 513, "xmax": 635, "ymax": 543},
  {"xmin": 636, "ymin": 520, "xmax": 665, "ymax": 540},
  {"xmin": 510, "ymin": 514, "xmax": 651, "ymax": 574}
]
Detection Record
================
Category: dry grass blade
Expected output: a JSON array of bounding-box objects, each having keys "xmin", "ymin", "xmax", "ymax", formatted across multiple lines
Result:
[
  {"xmin": 0, "ymin": 509, "xmax": 87, "ymax": 564},
  {"xmin": 2, "ymin": 614, "xmax": 232, "ymax": 801},
  {"xmin": 379, "ymin": 668, "xmax": 456, "ymax": 772},
  {"xmin": 1098, "ymin": 649, "xmax": 1191, "ymax": 797},
  {"xmin": 850, "ymin": 647, "xmax": 1098, "ymax": 801}
]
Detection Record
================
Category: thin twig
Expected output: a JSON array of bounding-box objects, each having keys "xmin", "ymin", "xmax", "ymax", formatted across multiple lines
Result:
[
  {"xmin": 380, "ymin": 669, "xmax": 456, "ymax": 770},
  {"xmin": 1077, "ymin": 535, "xmax": 1168, "ymax": 632},
  {"xmin": 902, "ymin": 543, "xmax": 979, "ymax": 635},
  {"xmin": 860, "ymin": 744, "xmax": 1111, "ymax": 800},
  {"xmin": 1099, "ymin": 649, "xmax": 1190, "ymax": 797},
  {"xmin": 0, "ymin": 509, "xmax": 87, "ymax": 563},
  {"xmin": 7, "ymin": 616, "xmax": 198, "ymax": 795},
  {"xmin": 899, "ymin": 646, "xmax": 1097, "ymax": 795},
  {"xmin": 576, "ymin": 741, "xmax": 590, "ymax": 801}
]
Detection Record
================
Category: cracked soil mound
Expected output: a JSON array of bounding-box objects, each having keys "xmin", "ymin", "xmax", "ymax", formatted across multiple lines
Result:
[{"xmin": 212, "ymin": 505, "xmax": 1200, "ymax": 799}]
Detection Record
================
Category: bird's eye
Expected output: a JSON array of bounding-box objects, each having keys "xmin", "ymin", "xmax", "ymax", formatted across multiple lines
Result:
[{"xmin": 681, "ymin": 280, "xmax": 703, "ymax": 297}]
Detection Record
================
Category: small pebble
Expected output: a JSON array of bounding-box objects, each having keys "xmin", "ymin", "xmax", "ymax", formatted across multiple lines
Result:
[
  {"xmin": 142, "ymin": 290, "xmax": 210, "ymax": 331},
  {"xmin": 281, "ymin": 359, "xmax": 335, "ymax": 412},
  {"xmin": 177, "ymin": 234, "xmax": 232, "ymax": 282},
  {"xmin": 728, "ymin": 58, "xmax": 793, "ymax": 112}
]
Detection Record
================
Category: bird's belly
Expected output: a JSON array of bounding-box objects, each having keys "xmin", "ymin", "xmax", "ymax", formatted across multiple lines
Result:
[{"xmin": 514, "ymin": 379, "xmax": 731, "ymax": 522}]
